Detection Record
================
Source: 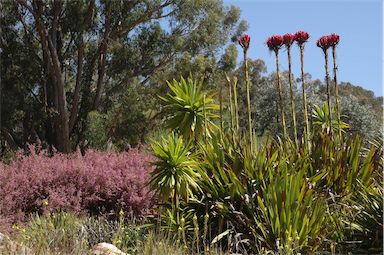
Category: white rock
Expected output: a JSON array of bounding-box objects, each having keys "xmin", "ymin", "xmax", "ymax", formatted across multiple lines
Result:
[
  {"xmin": 92, "ymin": 242, "xmax": 129, "ymax": 255},
  {"xmin": 0, "ymin": 232, "xmax": 5, "ymax": 243}
]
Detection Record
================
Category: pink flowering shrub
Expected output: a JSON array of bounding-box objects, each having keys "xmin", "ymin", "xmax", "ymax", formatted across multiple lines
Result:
[{"xmin": 0, "ymin": 148, "xmax": 155, "ymax": 223}]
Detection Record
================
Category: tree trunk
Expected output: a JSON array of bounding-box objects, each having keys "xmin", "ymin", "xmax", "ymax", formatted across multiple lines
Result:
[{"xmin": 31, "ymin": 0, "xmax": 70, "ymax": 153}]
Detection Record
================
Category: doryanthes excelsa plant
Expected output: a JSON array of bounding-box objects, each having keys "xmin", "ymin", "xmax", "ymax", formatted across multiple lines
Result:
[
  {"xmin": 328, "ymin": 33, "xmax": 342, "ymax": 141},
  {"xmin": 238, "ymin": 34, "xmax": 254, "ymax": 152},
  {"xmin": 317, "ymin": 35, "xmax": 333, "ymax": 137},
  {"xmin": 283, "ymin": 33, "xmax": 299, "ymax": 148},
  {"xmin": 266, "ymin": 35, "xmax": 288, "ymax": 144},
  {"xmin": 294, "ymin": 30, "xmax": 311, "ymax": 152}
]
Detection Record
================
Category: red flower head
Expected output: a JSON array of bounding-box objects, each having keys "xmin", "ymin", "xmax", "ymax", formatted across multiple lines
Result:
[
  {"xmin": 266, "ymin": 35, "xmax": 284, "ymax": 53},
  {"xmin": 238, "ymin": 34, "xmax": 251, "ymax": 50},
  {"xmin": 316, "ymin": 35, "xmax": 331, "ymax": 52},
  {"xmin": 294, "ymin": 31, "xmax": 310, "ymax": 45},
  {"xmin": 283, "ymin": 33, "xmax": 295, "ymax": 47},
  {"xmin": 327, "ymin": 33, "xmax": 340, "ymax": 47}
]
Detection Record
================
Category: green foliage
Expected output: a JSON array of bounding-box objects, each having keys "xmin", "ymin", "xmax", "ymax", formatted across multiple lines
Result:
[
  {"xmin": 85, "ymin": 111, "xmax": 109, "ymax": 150},
  {"xmin": 256, "ymin": 164, "xmax": 326, "ymax": 252},
  {"xmin": 190, "ymin": 137, "xmax": 327, "ymax": 253},
  {"xmin": 107, "ymin": 83, "xmax": 150, "ymax": 148},
  {"xmin": 355, "ymin": 183, "xmax": 383, "ymax": 247},
  {"xmin": 1, "ymin": 0, "xmax": 245, "ymax": 153},
  {"xmin": 160, "ymin": 77, "xmax": 219, "ymax": 140},
  {"xmin": 312, "ymin": 102, "xmax": 349, "ymax": 134},
  {"xmin": 9, "ymin": 211, "xmax": 209, "ymax": 255},
  {"xmin": 310, "ymin": 134, "xmax": 380, "ymax": 195},
  {"xmin": 340, "ymin": 94, "xmax": 382, "ymax": 140},
  {"xmin": 149, "ymin": 133, "xmax": 200, "ymax": 202}
]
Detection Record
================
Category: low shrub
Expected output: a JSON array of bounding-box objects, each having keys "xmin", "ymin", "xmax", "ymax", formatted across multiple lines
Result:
[{"xmin": 0, "ymin": 148, "xmax": 155, "ymax": 222}]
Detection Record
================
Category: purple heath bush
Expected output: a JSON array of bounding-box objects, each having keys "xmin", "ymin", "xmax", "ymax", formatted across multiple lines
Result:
[{"xmin": 0, "ymin": 147, "xmax": 155, "ymax": 223}]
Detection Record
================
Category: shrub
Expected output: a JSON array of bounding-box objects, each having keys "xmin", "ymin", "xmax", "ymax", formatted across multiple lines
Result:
[{"xmin": 0, "ymin": 148, "xmax": 155, "ymax": 222}]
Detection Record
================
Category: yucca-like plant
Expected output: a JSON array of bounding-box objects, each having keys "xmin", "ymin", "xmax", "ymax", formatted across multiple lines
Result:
[
  {"xmin": 160, "ymin": 76, "xmax": 219, "ymax": 141},
  {"xmin": 312, "ymin": 103, "xmax": 349, "ymax": 135},
  {"xmin": 149, "ymin": 133, "xmax": 200, "ymax": 225}
]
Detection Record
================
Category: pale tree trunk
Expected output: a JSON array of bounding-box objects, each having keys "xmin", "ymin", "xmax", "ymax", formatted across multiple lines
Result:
[{"xmin": 24, "ymin": 0, "xmax": 70, "ymax": 153}]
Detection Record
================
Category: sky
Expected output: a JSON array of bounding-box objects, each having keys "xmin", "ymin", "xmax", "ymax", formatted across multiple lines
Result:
[{"xmin": 223, "ymin": 0, "xmax": 383, "ymax": 96}]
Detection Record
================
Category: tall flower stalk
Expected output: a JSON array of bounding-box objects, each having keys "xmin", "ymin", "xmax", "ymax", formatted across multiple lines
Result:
[
  {"xmin": 233, "ymin": 77, "xmax": 240, "ymax": 135},
  {"xmin": 283, "ymin": 33, "xmax": 298, "ymax": 148},
  {"xmin": 238, "ymin": 34, "xmax": 253, "ymax": 151},
  {"xmin": 267, "ymin": 35, "xmax": 287, "ymax": 143},
  {"xmin": 329, "ymin": 33, "xmax": 342, "ymax": 141},
  {"xmin": 317, "ymin": 35, "xmax": 333, "ymax": 137},
  {"xmin": 294, "ymin": 31, "xmax": 310, "ymax": 152},
  {"xmin": 225, "ymin": 74, "xmax": 235, "ymax": 138},
  {"xmin": 219, "ymin": 79, "xmax": 224, "ymax": 131}
]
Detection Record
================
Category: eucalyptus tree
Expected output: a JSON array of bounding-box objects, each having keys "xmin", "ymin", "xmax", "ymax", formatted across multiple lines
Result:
[{"xmin": 0, "ymin": 0, "xmax": 244, "ymax": 152}]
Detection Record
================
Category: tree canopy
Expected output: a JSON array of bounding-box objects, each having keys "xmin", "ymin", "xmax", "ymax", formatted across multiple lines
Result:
[{"xmin": 0, "ymin": 0, "xmax": 245, "ymax": 153}]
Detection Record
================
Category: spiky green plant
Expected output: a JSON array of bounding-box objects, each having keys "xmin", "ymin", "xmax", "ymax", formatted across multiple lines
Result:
[
  {"xmin": 310, "ymin": 133, "xmax": 380, "ymax": 195},
  {"xmin": 160, "ymin": 76, "xmax": 219, "ymax": 141},
  {"xmin": 312, "ymin": 103, "xmax": 349, "ymax": 135},
  {"xmin": 256, "ymin": 167, "xmax": 327, "ymax": 253},
  {"xmin": 149, "ymin": 133, "xmax": 200, "ymax": 225},
  {"xmin": 355, "ymin": 182, "xmax": 383, "ymax": 247},
  {"xmin": 192, "ymin": 134, "xmax": 328, "ymax": 253}
]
